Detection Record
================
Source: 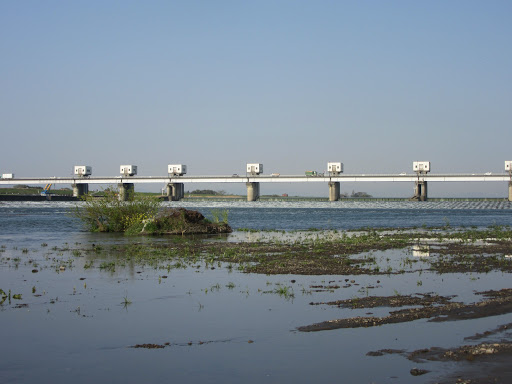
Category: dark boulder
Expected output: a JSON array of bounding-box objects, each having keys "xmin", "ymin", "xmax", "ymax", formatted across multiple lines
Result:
[{"xmin": 148, "ymin": 208, "xmax": 232, "ymax": 235}]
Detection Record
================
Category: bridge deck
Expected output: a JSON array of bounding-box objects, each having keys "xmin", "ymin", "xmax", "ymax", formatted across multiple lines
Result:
[{"xmin": 0, "ymin": 174, "xmax": 510, "ymax": 185}]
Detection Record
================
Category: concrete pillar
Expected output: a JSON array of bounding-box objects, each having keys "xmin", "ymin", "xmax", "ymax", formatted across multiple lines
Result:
[
  {"xmin": 328, "ymin": 181, "xmax": 340, "ymax": 201},
  {"xmin": 72, "ymin": 184, "xmax": 89, "ymax": 197},
  {"xmin": 413, "ymin": 183, "xmax": 419, "ymax": 199},
  {"xmin": 509, "ymin": 181, "xmax": 512, "ymax": 202},
  {"xmin": 421, "ymin": 181, "xmax": 428, "ymax": 201},
  {"xmin": 246, "ymin": 182, "xmax": 260, "ymax": 202},
  {"xmin": 167, "ymin": 183, "xmax": 184, "ymax": 201},
  {"xmin": 118, "ymin": 183, "xmax": 134, "ymax": 201},
  {"xmin": 413, "ymin": 180, "xmax": 428, "ymax": 201}
]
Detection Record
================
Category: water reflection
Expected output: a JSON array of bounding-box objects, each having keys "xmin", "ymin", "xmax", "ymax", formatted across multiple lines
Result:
[{"xmin": 412, "ymin": 244, "xmax": 430, "ymax": 257}]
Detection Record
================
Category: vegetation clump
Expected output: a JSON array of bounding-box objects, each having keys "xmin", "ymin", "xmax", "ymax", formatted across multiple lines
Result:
[
  {"xmin": 75, "ymin": 189, "xmax": 161, "ymax": 232},
  {"xmin": 186, "ymin": 189, "xmax": 226, "ymax": 196},
  {"xmin": 75, "ymin": 189, "xmax": 231, "ymax": 235},
  {"xmin": 137, "ymin": 208, "xmax": 232, "ymax": 235}
]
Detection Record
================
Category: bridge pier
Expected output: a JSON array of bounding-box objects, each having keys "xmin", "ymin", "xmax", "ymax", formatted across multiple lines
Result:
[
  {"xmin": 413, "ymin": 180, "xmax": 428, "ymax": 201},
  {"xmin": 118, "ymin": 183, "xmax": 134, "ymax": 201},
  {"xmin": 328, "ymin": 181, "xmax": 340, "ymax": 201},
  {"xmin": 72, "ymin": 184, "xmax": 88, "ymax": 198},
  {"xmin": 167, "ymin": 183, "xmax": 184, "ymax": 201},
  {"xmin": 246, "ymin": 182, "xmax": 260, "ymax": 202},
  {"xmin": 509, "ymin": 182, "xmax": 512, "ymax": 202}
]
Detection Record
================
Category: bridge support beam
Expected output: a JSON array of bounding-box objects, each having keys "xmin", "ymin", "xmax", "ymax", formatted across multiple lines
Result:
[
  {"xmin": 509, "ymin": 182, "xmax": 512, "ymax": 202},
  {"xmin": 167, "ymin": 183, "xmax": 184, "ymax": 201},
  {"xmin": 72, "ymin": 184, "xmax": 88, "ymax": 198},
  {"xmin": 413, "ymin": 181, "xmax": 428, "ymax": 201},
  {"xmin": 118, "ymin": 183, "xmax": 134, "ymax": 201},
  {"xmin": 246, "ymin": 182, "xmax": 260, "ymax": 202},
  {"xmin": 328, "ymin": 182, "xmax": 340, "ymax": 201}
]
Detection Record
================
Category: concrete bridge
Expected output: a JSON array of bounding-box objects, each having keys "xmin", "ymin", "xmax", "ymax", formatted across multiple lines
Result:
[{"xmin": 1, "ymin": 161, "xmax": 512, "ymax": 202}]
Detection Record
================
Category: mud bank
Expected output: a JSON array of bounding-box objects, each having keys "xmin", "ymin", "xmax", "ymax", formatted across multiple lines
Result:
[
  {"xmin": 298, "ymin": 289, "xmax": 512, "ymax": 331},
  {"xmin": 367, "ymin": 323, "xmax": 512, "ymax": 383}
]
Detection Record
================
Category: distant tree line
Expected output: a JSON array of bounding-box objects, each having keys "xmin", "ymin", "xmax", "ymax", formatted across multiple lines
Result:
[
  {"xmin": 186, "ymin": 189, "xmax": 226, "ymax": 196},
  {"xmin": 340, "ymin": 191, "xmax": 373, "ymax": 198},
  {"xmin": 11, "ymin": 185, "xmax": 71, "ymax": 191}
]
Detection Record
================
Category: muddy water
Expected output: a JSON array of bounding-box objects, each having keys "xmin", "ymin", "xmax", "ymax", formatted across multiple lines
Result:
[{"xmin": 1, "ymin": 201, "xmax": 512, "ymax": 383}]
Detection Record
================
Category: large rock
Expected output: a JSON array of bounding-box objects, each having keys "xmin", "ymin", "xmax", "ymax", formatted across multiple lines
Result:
[
  {"xmin": 155, "ymin": 208, "xmax": 205, "ymax": 223},
  {"xmin": 147, "ymin": 208, "xmax": 232, "ymax": 235}
]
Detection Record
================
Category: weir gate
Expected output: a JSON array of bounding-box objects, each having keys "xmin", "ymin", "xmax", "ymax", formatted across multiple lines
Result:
[
  {"xmin": 2, "ymin": 172, "xmax": 512, "ymax": 202},
  {"xmin": 1, "ymin": 162, "xmax": 512, "ymax": 201}
]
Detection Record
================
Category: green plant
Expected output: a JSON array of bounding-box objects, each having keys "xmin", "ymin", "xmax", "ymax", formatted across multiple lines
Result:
[
  {"xmin": 99, "ymin": 261, "xmax": 116, "ymax": 271},
  {"xmin": 74, "ymin": 188, "xmax": 161, "ymax": 233},
  {"xmin": 210, "ymin": 209, "xmax": 229, "ymax": 224},
  {"xmin": 221, "ymin": 210, "xmax": 229, "ymax": 224},
  {"xmin": 122, "ymin": 296, "xmax": 132, "ymax": 307},
  {"xmin": 273, "ymin": 285, "xmax": 294, "ymax": 299}
]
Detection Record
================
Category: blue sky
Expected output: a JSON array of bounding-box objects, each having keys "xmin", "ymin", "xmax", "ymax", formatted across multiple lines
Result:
[{"xmin": 1, "ymin": 1, "xmax": 511, "ymax": 197}]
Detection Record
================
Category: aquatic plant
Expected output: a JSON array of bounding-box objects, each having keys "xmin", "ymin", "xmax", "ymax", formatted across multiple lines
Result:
[
  {"xmin": 99, "ymin": 261, "xmax": 116, "ymax": 271},
  {"xmin": 273, "ymin": 285, "xmax": 295, "ymax": 299},
  {"xmin": 74, "ymin": 188, "xmax": 161, "ymax": 232},
  {"xmin": 122, "ymin": 296, "xmax": 132, "ymax": 308},
  {"xmin": 210, "ymin": 209, "xmax": 229, "ymax": 224}
]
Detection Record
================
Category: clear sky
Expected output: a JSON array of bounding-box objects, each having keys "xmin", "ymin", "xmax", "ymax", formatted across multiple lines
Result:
[{"xmin": 1, "ymin": 1, "xmax": 511, "ymax": 197}]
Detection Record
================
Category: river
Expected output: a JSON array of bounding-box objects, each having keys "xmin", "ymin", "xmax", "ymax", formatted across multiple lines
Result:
[{"xmin": 1, "ymin": 200, "xmax": 511, "ymax": 383}]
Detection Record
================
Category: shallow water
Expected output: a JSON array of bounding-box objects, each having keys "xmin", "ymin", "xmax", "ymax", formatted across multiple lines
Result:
[{"xmin": 1, "ymin": 201, "xmax": 512, "ymax": 383}]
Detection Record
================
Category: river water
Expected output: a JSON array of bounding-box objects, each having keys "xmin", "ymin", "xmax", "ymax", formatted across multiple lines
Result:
[{"xmin": 1, "ymin": 201, "xmax": 512, "ymax": 383}]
